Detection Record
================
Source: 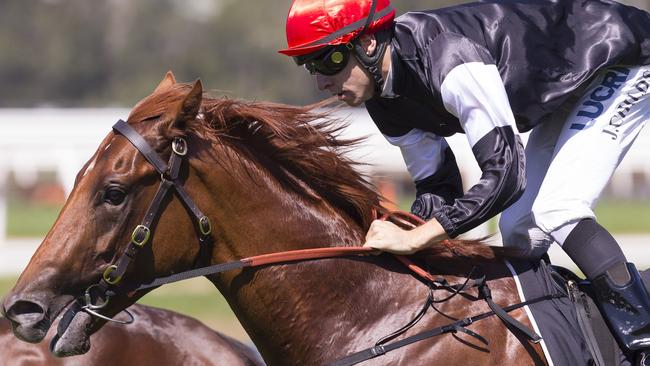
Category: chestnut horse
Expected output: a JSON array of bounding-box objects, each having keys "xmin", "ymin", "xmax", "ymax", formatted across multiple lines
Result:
[
  {"xmin": 0, "ymin": 304, "xmax": 264, "ymax": 365},
  {"xmin": 3, "ymin": 72, "xmax": 562, "ymax": 365}
]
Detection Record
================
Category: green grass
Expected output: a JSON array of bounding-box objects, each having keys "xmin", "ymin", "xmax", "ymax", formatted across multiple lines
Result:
[
  {"xmin": 0, "ymin": 277, "xmax": 17, "ymax": 300},
  {"xmin": 6, "ymin": 201, "xmax": 61, "ymax": 238},
  {"xmin": 594, "ymin": 199, "xmax": 650, "ymax": 233}
]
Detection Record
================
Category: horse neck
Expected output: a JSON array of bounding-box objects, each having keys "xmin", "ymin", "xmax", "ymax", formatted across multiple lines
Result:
[
  {"xmin": 199, "ymin": 140, "xmax": 370, "ymax": 258},
  {"xmin": 195, "ymin": 142, "xmax": 407, "ymax": 364}
]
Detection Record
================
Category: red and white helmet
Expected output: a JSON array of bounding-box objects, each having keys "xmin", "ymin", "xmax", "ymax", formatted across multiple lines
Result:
[{"xmin": 278, "ymin": 0, "xmax": 395, "ymax": 57}]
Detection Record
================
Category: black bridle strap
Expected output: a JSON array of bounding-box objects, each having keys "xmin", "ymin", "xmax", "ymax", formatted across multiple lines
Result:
[
  {"xmin": 99, "ymin": 120, "xmax": 213, "ymax": 288},
  {"xmin": 112, "ymin": 121, "xmax": 211, "ymax": 236},
  {"xmin": 108, "ymin": 248, "xmax": 376, "ymax": 295},
  {"xmin": 113, "ymin": 120, "xmax": 169, "ymax": 174},
  {"xmin": 105, "ymin": 179, "xmax": 175, "ymax": 286},
  {"xmin": 113, "ymin": 119, "xmax": 211, "ymax": 229},
  {"xmin": 108, "ymin": 260, "xmax": 248, "ymax": 296}
]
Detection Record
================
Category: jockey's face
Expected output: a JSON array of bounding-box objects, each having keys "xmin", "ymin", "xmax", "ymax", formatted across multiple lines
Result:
[
  {"xmin": 315, "ymin": 56, "xmax": 375, "ymax": 106},
  {"xmin": 314, "ymin": 34, "xmax": 380, "ymax": 107}
]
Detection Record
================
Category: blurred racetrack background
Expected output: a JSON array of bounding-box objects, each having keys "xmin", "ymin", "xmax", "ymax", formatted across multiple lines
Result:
[{"xmin": 1, "ymin": 0, "xmax": 649, "ymax": 343}]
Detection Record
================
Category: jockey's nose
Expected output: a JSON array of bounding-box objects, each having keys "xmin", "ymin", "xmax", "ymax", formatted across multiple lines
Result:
[{"xmin": 316, "ymin": 73, "xmax": 333, "ymax": 92}]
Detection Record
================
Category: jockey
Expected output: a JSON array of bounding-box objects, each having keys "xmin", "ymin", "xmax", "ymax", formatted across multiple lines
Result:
[{"xmin": 279, "ymin": 0, "xmax": 650, "ymax": 363}]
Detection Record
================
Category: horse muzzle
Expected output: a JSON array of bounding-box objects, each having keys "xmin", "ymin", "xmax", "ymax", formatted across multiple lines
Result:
[{"xmin": 2, "ymin": 293, "xmax": 51, "ymax": 343}]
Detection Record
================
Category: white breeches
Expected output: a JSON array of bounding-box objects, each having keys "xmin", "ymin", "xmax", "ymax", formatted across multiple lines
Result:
[{"xmin": 500, "ymin": 65, "xmax": 650, "ymax": 258}]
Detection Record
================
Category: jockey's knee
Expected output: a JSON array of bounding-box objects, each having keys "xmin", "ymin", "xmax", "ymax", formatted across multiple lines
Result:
[
  {"xmin": 531, "ymin": 201, "xmax": 595, "ymax": 245},
  {"xmin": 499, "ymin": 210, "xmax": 551, "ymax": 259}
]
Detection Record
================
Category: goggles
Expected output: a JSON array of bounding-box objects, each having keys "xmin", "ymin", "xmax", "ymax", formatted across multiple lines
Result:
[{"xmin": 293, "ymin": 43, "xmax": 353, "ymax": 76}]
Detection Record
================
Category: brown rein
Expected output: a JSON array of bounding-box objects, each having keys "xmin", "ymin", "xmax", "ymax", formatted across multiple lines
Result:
[{"xmin": 110, "ymin": 209, "xmax": 442, "ymax": 295}]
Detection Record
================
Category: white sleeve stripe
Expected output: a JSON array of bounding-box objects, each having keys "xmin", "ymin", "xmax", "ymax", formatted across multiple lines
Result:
[
  {"xmin": 384, "ymin": 129, "xmax": 447, "ymax": 181},
  {"xmin": 440, "ymin": 62, "xmax": 517, "ymax": 147}
]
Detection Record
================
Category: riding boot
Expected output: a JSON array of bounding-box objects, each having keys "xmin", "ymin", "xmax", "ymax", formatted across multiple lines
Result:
[{"xmin": 591, "ymin": 262, "xmax": 650, "ymax": 360}]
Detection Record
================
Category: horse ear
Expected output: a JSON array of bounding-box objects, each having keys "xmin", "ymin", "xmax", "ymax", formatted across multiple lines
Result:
[
  {"xmin": 167, "ymin": 79, "xmax": 202, "ymax": 131},
  {"xmin": 154, "ymin": 71, "xmax": 177, "ymax": 93}
]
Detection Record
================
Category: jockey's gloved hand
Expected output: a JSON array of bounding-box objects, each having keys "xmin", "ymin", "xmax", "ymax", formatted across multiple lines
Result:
[{"xmin": 410, "ymin": 193, "xmax": 445, "ymax": 221}]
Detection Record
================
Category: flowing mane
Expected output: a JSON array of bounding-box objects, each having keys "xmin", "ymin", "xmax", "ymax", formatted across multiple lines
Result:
[
  {"xmin": 128, "ymin": 83, "xmax": 381, "ymax": 230},
  {"xmin": 127, "ymin": 82, "xmax": 506, "ymax": 259},
  {"xmin": 201, "ymin": 97, "xmax": 382, "ymax": 229}
]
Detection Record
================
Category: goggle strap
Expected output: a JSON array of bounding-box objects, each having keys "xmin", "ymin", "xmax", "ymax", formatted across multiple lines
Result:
[{"xmin": 298, "ymin": 2, "xmax": 394, "ymax": 49}]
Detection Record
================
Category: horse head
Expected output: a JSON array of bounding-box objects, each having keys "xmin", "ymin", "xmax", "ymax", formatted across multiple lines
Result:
[{"xmin": 1, "ymin": 72, "xmax": 224, "ymax": 356}]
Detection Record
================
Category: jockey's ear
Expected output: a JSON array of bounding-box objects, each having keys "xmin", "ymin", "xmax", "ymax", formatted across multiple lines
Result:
[
  {"xmin": 358, "ymin": 34, "xmax": 377, "ymax": 57},
  {"xmin": 154, "ymin": 71, "xmax": 177, "ymax": 93},
  {"xmin": 167, "ymin": 79, "xmax": 202, "ymax": 132}
]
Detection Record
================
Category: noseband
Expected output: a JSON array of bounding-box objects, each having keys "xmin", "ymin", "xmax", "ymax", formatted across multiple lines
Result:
[{"xmin": 59, "ymin": 119, "xmax": 213, "ymax": 328}]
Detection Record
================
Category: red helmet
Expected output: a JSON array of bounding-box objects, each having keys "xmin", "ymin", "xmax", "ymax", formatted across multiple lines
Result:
[{"xmin": 278, "ymin": 0, "xmax": 395, "ymax": 57}]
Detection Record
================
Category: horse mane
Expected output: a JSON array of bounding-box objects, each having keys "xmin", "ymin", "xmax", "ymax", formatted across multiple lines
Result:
[
  {"xmin": 128, "ymin": 83, "xmax": 504, "ymax": 259},
  {"xmin": 128, "ymin": 83, "xmax": 380, "ymax": 229},
  {"xmin": 200, "ymin": 96, "xmax": 384, "ymax": 230}
]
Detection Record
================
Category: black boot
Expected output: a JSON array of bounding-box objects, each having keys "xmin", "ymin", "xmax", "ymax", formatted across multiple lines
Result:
[{"xmin": 591, "ymin": 263, "xmax": 650, "ymax": 357}]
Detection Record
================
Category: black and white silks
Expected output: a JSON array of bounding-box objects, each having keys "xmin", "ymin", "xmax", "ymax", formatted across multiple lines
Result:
[{"xmin": 365, "ymin": 0, "xmax": 650, "ymax": 237}]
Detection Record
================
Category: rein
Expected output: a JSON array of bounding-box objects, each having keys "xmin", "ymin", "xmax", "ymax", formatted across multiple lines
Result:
[{"xmin": 58, "ymin": 120, "xmax": 558, "ymax": 364}]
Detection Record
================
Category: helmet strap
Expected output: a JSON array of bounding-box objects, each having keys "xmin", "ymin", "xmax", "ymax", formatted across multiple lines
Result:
[{"xmin": 352, "ymin": 28, "xmax": 391, "ymax": 93}]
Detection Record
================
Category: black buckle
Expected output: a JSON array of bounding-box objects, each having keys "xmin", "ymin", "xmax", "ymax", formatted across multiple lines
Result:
[{"xmin": 371, "ymin": 345, "xmax": 386, "ymax": 356}]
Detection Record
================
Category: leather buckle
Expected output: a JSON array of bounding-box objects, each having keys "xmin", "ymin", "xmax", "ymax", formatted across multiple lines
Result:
[
  {"xmin": 371, "ymin": 345, "xmax": 386, "ymax": 356},
  {"xmin": 172, "ymin": 137, "xmax": 187, "ymax": 156},
  {"xmin": 131, "ymin": 225, "xmax": 151, "ymax": 247},
  {"xmin": 102, "ymin": 265, "xmax": 122, "ymax": 285},
  {"xmin": 199, "ymin": 216, "xmax": 212, "ymax": 236}
]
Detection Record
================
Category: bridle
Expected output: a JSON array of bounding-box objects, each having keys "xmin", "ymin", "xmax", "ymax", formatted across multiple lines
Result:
[
  {"xmin": 57, "ymin": 119, "xmax": 213, "ymax": 329},
  {"xmin": 55, "ymin": 119, "xmax": 558, "ymax": 365}
]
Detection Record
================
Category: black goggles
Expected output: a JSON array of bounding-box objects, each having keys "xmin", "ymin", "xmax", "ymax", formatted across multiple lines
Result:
[{"xmin": 293, "ymin": 43, "xmax": 353, "ymax": 76}]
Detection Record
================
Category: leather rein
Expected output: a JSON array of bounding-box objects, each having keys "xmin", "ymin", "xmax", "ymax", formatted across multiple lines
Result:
[{"xmin": 57, "ymin": 120, "xmax": 560, "ymax": 365}]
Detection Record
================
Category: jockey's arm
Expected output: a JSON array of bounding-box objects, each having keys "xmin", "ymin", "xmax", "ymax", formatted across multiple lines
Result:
[
  {"xmin": 433, "ymin": 60, "xmax": 526, "ymax": 237},
  {"xmin": 365, "ymin": 36, "xmax": 526, "ymax": 253},
  {"xmin": 363, "ymin": 131, "xmax": 460, "ymax": 254}
]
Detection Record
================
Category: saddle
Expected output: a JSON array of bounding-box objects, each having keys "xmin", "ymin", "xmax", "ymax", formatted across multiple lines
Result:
[{"xmin": 551, "ymin": 264, "xmax": 650, "ymax": 366}]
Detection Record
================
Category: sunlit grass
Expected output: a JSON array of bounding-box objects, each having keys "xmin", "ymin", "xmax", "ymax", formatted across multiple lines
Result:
[
  {"xmin": 594, "ymin": 199, "xmax": 650, "ymax": 233},
  {"xmin": 6, "ymin": 201, "xmax": 61, "ymax": 238}
]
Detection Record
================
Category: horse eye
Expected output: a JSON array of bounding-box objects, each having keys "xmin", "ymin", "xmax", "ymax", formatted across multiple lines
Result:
[{"xmin": 103, "ymin": 188, "xmax": 126, "ymax": 206}]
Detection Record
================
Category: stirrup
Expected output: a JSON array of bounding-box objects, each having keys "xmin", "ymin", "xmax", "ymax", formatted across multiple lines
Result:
[{"xmin": 592, "ymin": 263, "xmax": 650, "ymax": 353}]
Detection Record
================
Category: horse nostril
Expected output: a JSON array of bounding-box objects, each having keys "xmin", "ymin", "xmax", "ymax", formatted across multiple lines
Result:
[{"xmin": 4, "ymin": 300, "xmax": 46, "ymax": 326}]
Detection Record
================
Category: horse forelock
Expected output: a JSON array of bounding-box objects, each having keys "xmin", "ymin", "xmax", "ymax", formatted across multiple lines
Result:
[{"xmin": 127, "ymin": 83, "xmax": 195, "ymax": 125}]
